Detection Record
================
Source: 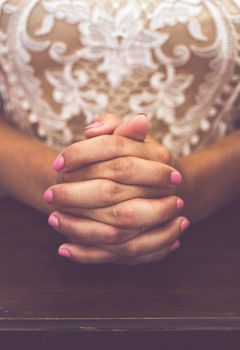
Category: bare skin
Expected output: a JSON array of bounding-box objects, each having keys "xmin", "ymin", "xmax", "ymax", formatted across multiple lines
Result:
[
  {"xmin": 46, "ymin": 114, "xmax": 240, "ymax": 265},
  {"xmin": 45, "ymin": 114, "xmax": 187, "ymax": 265},
  {"xmin": 0, "ymin": 114, "xmax": 184, "ymax": 265},
  {"xmin": 0, "ymin": 118, "xmax": 58, "ymax": 213},
  {"xmin": 83, "ymin": 114, "xmax": 240, "ymax": 221},
  {"xmin": 1, "ymin": 113, "xmax": 240, "ymax": 264}
]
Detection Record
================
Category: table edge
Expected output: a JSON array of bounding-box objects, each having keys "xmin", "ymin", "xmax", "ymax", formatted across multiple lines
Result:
[{"xmin": 1, "ymin": 317, "xmax": 240, "ymax": 331}]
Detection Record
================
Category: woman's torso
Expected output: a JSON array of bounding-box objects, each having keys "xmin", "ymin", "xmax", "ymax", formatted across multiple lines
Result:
[{"xmin": 0, "ymin": 0, "xmax": 240, "ymax": 156}]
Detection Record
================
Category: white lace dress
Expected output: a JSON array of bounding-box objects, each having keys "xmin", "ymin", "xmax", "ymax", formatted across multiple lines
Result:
[{"xmin": 0, "ymin": 0, "xmax": 240, "ymax": 157}]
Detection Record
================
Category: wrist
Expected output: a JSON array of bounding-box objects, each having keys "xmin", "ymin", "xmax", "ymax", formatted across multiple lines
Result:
[
  {"xmin": 175, "ymin": 134, "xmax": 240, "ymax": 223},
  {"xmin": 173, "ymin": 153, "xmax": 213, "ymax": 223}
]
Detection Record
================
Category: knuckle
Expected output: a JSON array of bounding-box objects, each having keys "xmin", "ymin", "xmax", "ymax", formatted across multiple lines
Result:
[
  {"xmin": 112, "ymin": 135, "xmax": 126, "ymax": 152},
  {"xmin": 112, "ymin": 204, "xmax": 135, "ymax": 227},
  {"xmin": 120, "ymin": 242, "xmax": 138, "ymax": 258},
  {"xmin": 101, "ymin": 180, "xmax": 122, "ymax": 204},
  {"xmin": 100, "ymin": 135, "xmax": 112, "ymax": 147},
  {"xmin": 101, "ymin": 135, "xmax": 125, "ymax": 154},
  {"xmin": 107, "ymin": 226, "xmax": 123, "ymax": 244},
  {"xmin": 110, "ymin": 157, "xmax": 132, "ymax": 182}
]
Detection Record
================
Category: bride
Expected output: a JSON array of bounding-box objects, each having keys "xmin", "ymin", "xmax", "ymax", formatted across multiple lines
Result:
[{"xmin": 0, "ymin": 0, "xmax": 240, "ymax": 265}]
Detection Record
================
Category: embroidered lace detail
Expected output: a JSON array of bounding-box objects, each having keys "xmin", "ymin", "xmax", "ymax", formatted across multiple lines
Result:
[
  {"xmin": 0, "ymin": 0, "xmax": 240, "ymax": 155},
  {"xmin": 79, "ymin": 1, "xmax": 169, "ymax": 87}
]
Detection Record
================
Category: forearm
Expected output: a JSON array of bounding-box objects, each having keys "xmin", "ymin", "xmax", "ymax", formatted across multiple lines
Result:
[
  {"xmin": 0, "ymin": 118, "xmax": 58, "ymax": 214},
  {"xmin": 177, "ymin": 131, "xmax": 240, "ymax": 222}
]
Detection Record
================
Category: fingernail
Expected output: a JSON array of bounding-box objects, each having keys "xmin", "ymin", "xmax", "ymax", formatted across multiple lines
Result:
[
  {"xmin": 170, "ymin": 171, "xmax": 182, "ymax": 185},
  {"xmin": 181, "ymin": 219, "xmax": 190, "ymax": 232},
  {"xmin": 177, "ymin": 198, "xmax": 185, "ymax": 211},
  {"xmin": 43, "ymin": 189, "xmax": 54, "ymax": 204},
  {"xmin": 58, "ymin": 247, "xmax": 71, "ymax": 258},
  {"xmin": 136, "ymin": 113, "xmax": 150, "ymax": 119},
  {"xmin": 170, "ymin": 240, "xmax": 181, "ymax": 252},
  {"xmin": 48, "ymin": 214, "xmax": 59, "ymax": 229},
  {"xmin": 53, "ymin": 155, "xmax": 65, "ymax": 172},
  {"xmin": 84, "ymin": 121, "xmax": 104, "ymax": 130}
]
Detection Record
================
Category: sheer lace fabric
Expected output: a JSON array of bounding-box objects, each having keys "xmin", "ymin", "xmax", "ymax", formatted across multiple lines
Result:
[{"xmin": 0, "ymin": 0, "xmax": 240, "ymax": 156}]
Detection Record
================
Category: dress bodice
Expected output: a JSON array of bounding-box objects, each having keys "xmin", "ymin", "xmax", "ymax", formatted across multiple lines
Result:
[{"xmin": 0, "ymin": 0, "xmax": 240, "ymax": 156}]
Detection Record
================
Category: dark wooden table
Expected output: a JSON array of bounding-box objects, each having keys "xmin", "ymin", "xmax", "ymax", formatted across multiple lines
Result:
[{"xmin": 1, "ymin": 198, "xmax": 240, "ymax": 349}]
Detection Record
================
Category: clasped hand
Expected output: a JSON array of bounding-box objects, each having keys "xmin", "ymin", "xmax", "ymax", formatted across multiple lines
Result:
[{"xmin": 43, "ymin": 114, "xmax": 189, "ymax": 265}]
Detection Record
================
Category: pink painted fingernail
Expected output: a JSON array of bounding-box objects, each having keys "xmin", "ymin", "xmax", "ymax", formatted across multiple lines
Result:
[
  {"xmin": 170, "ymin": 240, "xmax": 181, "ymax": 252},
  {"xmin": 48, "ymin": 214, "xmax": 59, "ymax": 229},
  {"xmin": 53, "ymin": 155, "xmax": 65, "ymax": 172},
  {"xmin": 177, "ymin": 198, "xmax": 185, "ymax": 211},
  {"xmin": 170, "ymin": 171, "xmax": 182, "ymax": 185},
  {"xmin": 43, "ymin": 189, "xmax": 54, "ymax": 204},
  {"xmin": 58, "ymin": 247, "xmax": 71, "ymax": 258},
  {"xmin": 181, "ymin": 219, "xmax": 190, "ymax": 232},
  {"xmin": 84, "ymin": 121, "xmax": 104, "ymax": 130}
]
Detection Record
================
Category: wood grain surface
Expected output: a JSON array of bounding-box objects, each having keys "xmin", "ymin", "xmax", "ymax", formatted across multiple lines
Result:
[{"xmin": 1, "ymin": 198, "xmax": 240, "ymax": 349}]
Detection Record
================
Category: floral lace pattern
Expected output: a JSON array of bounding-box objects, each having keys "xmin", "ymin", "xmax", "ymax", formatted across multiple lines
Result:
[{"xmin": 0, "ymin": 0, "xmax": 240, "ymax": 156}]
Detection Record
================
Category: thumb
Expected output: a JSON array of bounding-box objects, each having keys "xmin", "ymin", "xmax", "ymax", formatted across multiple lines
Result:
[
  {"xmin": 113, "ymin": 113, "xmax": 151, "ymax": 141},
  {"xmin": 84, "ymin": 113, "xmax": 151, "ymax": 142}
]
